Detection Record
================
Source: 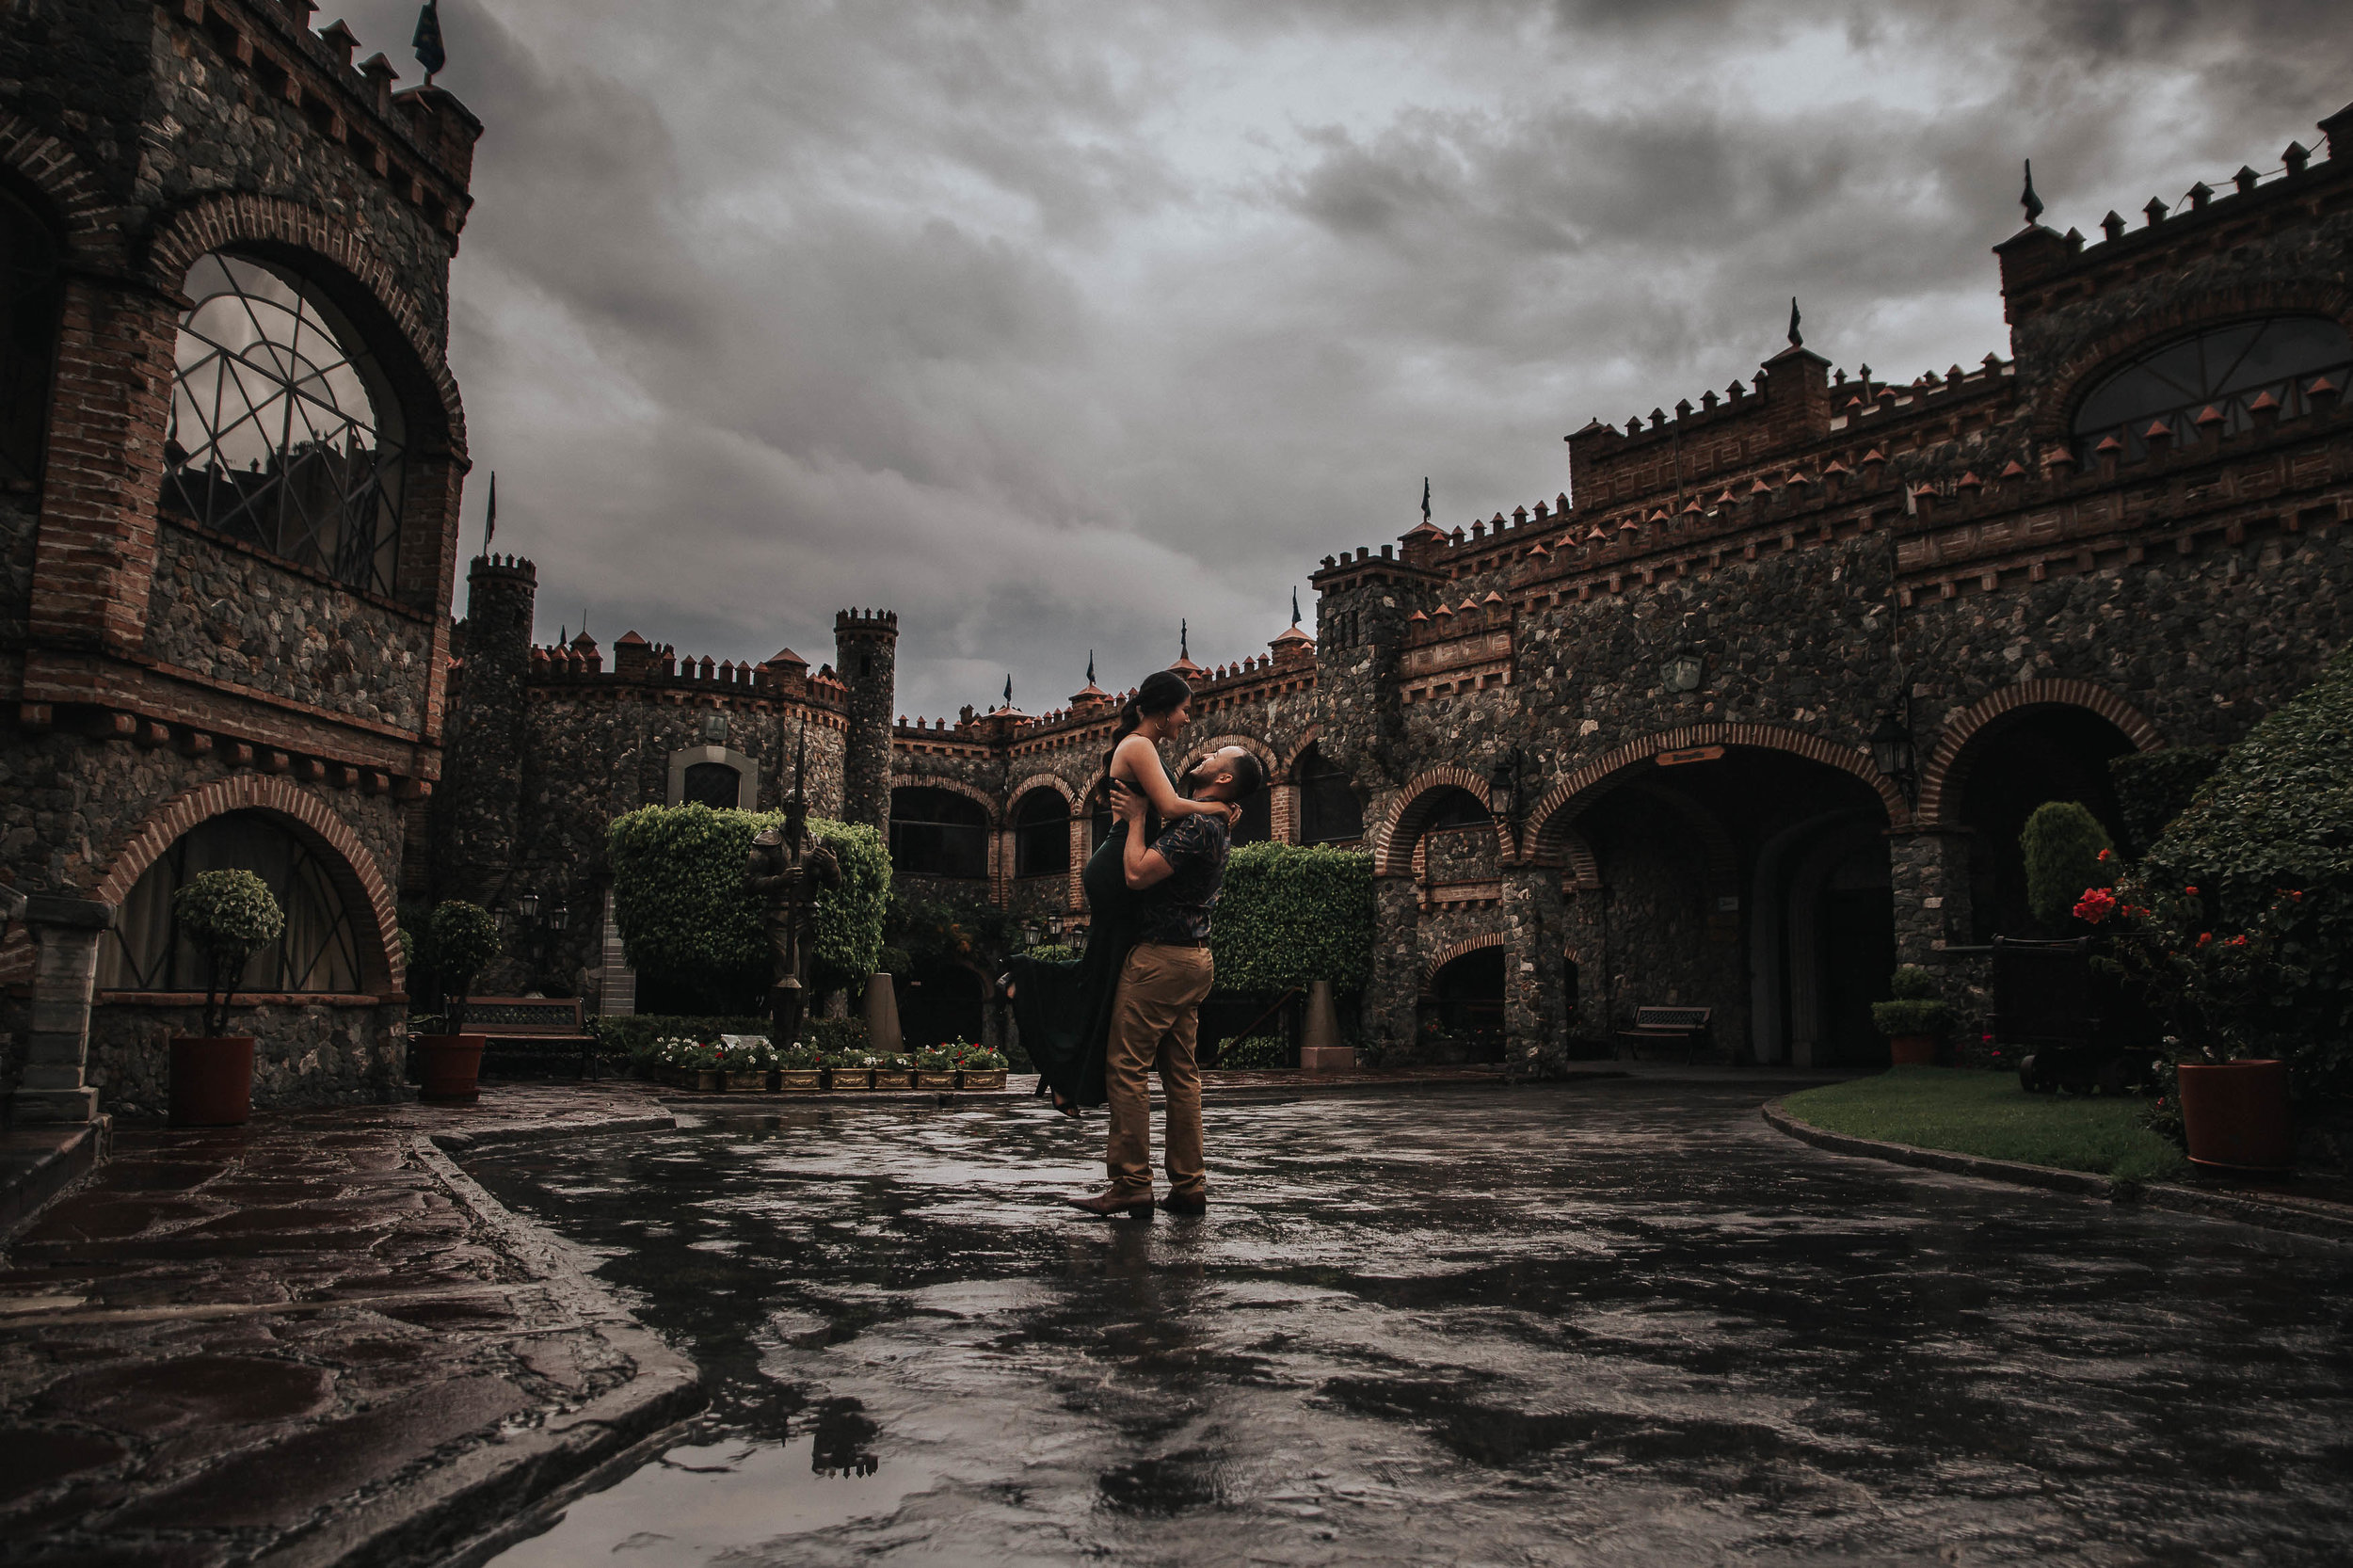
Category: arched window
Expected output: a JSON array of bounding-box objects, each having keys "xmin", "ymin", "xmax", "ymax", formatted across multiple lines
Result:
[
  {"xmin": 1014, "ymin": 789, "xmax": 1071, "ymax": 878},
  {"xmin": 1296, "ymin": 745, "xmax": 1364, "ymax": 844},
  {"xmin": 680, "ymin": 761, "xmax": 743, "ymax": 809},
  {"xmin": 162, "ymin": 253, "xmax": 408, "ymax": 595},
  {"xmin": 1422, "ymin": 787, "xmax": 1492, "ymax": 832},
  {"xmin": 890, "ymin": 787, "xmax": 989, "ymax": 878},
  {"xmin": 0, "ymin": 185, "xmax": 63, "ymax": 486},
  {"xmin": 1231, "ymin": 777, "xmax": 1272, "ymax": 846},
  {"xmin": 100, "ymin": 810, "xmax": 363, "ymax": 994},
  {"xmin": 2072, "ymin": 314, "xmax": 2353, "ymax": 464}
]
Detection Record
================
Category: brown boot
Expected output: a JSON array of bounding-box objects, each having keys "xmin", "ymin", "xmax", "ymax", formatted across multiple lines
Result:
[
  {"xmin": 1158, "ymin": 1190, "xmax": 1208, "ymax": 1215},
  {"xmin": 1066, "ymin": 1189, "xmax": 1154, "ymax": 1218}
]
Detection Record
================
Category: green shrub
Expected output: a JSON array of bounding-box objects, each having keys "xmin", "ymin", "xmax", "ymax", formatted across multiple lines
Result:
[
  {"xmin": 2140, "ymin": 642, "xmax": 2353, "ymax": 1104},
  {"xmin": 1018, "ymin": 942, "xmax": 1079, "ymax": 965},
  {"xmin": 804, "ymin": 1016, "xmax": 870, "ymax": 1057},
  {"xmin": 875, "ymin": 945, "xmax": 912, "ymax": 975},
  {"xmin": 1217, "ymin": 1034, "xmax": 1288, "ymax": 1069},
  {"xmin": 606, "ymin": 806, "xmax": 890, "ymax": 1004},
  {"xmin": 1209, "ymin": 843, "xmax": 1374, "ymax": 994},
  {"xmin": 428, "ymin": 901, "xmax": 503, "ymax": 1031},
  {"xmin": 1888, "ymin": 965, "xmax": 1938, "ymax": 1000},
  {"xmin": 173, "ymin": 869, "xmax": 284, "ymax": 1037},
  {"xmin": 1870, "ymin": 999, "xmax": 1950, "ymax": 1035},
  {"xmin": 2021, "ymin": 801, "xmax": 2115, "ymax": 930},
  {"xmin": 2109, "ymin": 746, "xmax": 2227, "ymax": 856}
]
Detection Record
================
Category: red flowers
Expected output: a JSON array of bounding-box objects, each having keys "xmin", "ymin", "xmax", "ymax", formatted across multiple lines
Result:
[
  {"xmin": 2196, "ymin": 932, "xmax": 2213, "ymax": 949},
  {"xmin": 2229, "ymin": 935, "xmax": 2248, "ymax": 947},
  {"xmin": 2097, "ymin": 848, "xmax": 2113, "ymax": 863},
  {"xmin": 2073, "ymin": 888, "xmax": 2120, "ymax": 925},
  {"xmin": 2185, "ymin": 886, "xmax": 2200, "ymax": 896}
]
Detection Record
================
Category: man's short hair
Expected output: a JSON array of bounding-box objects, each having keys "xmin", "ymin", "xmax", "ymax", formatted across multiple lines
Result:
[{"xmin": 1222, "ymin": 747, "xmax": 1264, "ymax": 799}]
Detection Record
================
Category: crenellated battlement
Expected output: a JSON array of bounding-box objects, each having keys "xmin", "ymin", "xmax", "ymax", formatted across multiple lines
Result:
[
  {"xmin": 834, "ymin": 607, "xmax": 900, "ymax": 635},
  {"xmin": 521, "ymin": 632, "xmax": 850, "ymax": 712}
]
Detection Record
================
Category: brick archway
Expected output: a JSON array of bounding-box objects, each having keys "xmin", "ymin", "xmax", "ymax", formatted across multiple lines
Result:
[
  {"xmin": 91, "ymin": 776, "xmax": 404, "ymax": 995},
  {"xmin": 0, "ymin": 111, "xmax": 118, "ymax": 265},
  {"xmin": 1422, "ymin": 933, "xmax": 1504, "ymax": 992},
  {"xmin": 1915, "ymin": 680, "xmax": 2164, "ymax": 827},
  {"xmin": 1276, "ymin": 723, "xmax": 1322, "ymax": 783},
  {"xmin": 146, "ymin": 193, "xmax": 468, "ymax": 456},
  {"xmin": 1523, "ymin": 723, "xmax": 1907, "ymax": 861},
  {"xmin": 1007, "ymin": 772, "xmax": 1079, "ymax": 808},
  {"xmin": 1180, "ymin": 732, "xmax": 1280, "ymax": 780},
  {"xmin": 889, "ymin": 774, "xmax": 1001, "ymax": 826},
  {"xmin": 1373, "ymin": 765, "xmax": 1505, "ymax": 877}
]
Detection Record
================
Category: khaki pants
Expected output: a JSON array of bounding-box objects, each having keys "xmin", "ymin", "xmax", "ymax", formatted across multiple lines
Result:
[{"xmin": 1104, "ymin": 943, "xmax": 1213, "ymax": 1199}]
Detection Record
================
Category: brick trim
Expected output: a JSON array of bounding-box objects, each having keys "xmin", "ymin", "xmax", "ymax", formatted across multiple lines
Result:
[
  {"xmin": 89, "ymin": 775, "xmax": 405, "ymax": 995},
  {"xmin": 2037, "ymin": 289, "xmax": 2353, "ymax": 446},
  {"xmin": 888, "ymin": 773, "xmax": 1001, "ymax": 826},
  {"xmin": 1916, "ymin": 680, "xmax": 2164, "ymax": 826},
  {"xmin": 1372, "ymin": 765, "xmax": 1505, "ymax": 878},
  {"xmin": 1422, "ymin": 933, "xmax": 1504, "ymax": 991},
  {"xmin": 1557, "ymin": 825, "xmax": 1603, "ymax": 891},
  {"xmin": 1523, "ymin": 723, "xmax": 1908, "ymax": 861},
  {"xmin": 1006, "ymin": 772, "xmax": 1079, "ymax": 808},
  {"xmin": 1275, "ymin": 723, "xmax": 1323, "ymax": 783},
  {"xmin": 0, "ymin": 111, "xmax": 122, "ymax": 264},
  {"xmin": 145, "ymin": 193, "xmax": 468, "ymax": 456}
]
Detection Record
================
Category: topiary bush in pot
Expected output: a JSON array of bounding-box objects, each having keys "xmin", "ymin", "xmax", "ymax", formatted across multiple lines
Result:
[
  {"xmin": 1871, "ymin": 966, "xmax": 1950, "ymax": 1066},
  {"xmin": 167, "ymin": 870, "xmax": 283, "ymax": 1127}
]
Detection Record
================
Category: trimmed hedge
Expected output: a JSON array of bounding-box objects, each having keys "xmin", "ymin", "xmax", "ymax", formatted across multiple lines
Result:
[
  {"xmin": 2109, "ymin": 746, "xmax": 2226, "ymax": 856},
  {"xmin": 1209, "ymin": 843, "xmax": 1373, "ymax": 994},
  {"xmin": 2143, "ymin": 643, "xmax": 2353, "ymax": 1104},
  {"xmin": 607, "ymin": 806, "xmax": 891, "ymax": 1002},
  {"xmin": 2022, "ymin": 801, "xmax": 2114, "ymax": 931}
]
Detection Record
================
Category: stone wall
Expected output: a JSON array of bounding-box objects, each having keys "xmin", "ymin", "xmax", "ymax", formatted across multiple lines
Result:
[
  {"xmin": 84, "ymin": 999, "xmax": 407, "ymax": 1117},
  {"xmin": 143, "ymin": 523, "xmax": 435, "ymax": 731}
]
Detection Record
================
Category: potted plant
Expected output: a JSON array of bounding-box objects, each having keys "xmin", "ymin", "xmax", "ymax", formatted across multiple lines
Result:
[
  {"xmin": 1870, "ymin": 967, "xmax": 1949, "ymax": 1068},
  {"xmin": 168, "ymin": 869, "xmax": 284, "ymax": 1128},
  {"xmin": 415, "ymin": 901, "xmax": 502, "ymax": 1103},
  {"xmin": 824, "ymin": 1048, "xmax": 873, "ymax": 1091},
  {"xmin": 776, "ymin": 1039, "xmax": 823, "ymax": 1093},
  {"xmin": 871, "ymin": 1051, "xmax": 915, "ymax": 1091},
  {"xmin": 951, "ymin": 1039, "xmax": 1008, "ymax": 1092},
  {"xmin": 721, "ymin": 1034, "xmax": 777, "ymax": 1093},
  {"xmin": 2078, "ymin": 872, "xmax": 2303, "ymax": 1173},
  {"xmin": 912, "ymin": 1047, "xmax": 956, "ymax": 1091}
]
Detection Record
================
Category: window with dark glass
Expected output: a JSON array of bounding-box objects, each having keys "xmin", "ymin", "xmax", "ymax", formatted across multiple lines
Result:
[
  {"xmin": 163, "ymin": 253, "xmax": 408, "ymax": 595},
  {"xmin": 890, "ymin": 786, "xmax": 990, "ymax": 878},
  {"xmin": 1230, "ymin": 780, "xmax": 1272, "ymax": 845},
  {"xmin": 0, "ymin": 186, "xmax": 63, "ymax": 488},
  {"xmin": 680, "ymin": 760, "xmax": 742, "ymax": 808},
  {"xmin": 1420, "ymin": 786, "xmax": 1492, "ymax": 832},
  {"xmin": 99, "ymin": 810, "xmax": 363, "ymax": 994},
  {"xmin": 1013, "ymin": 789, "xmax": 1071, "ymax": 877},
  {"xmin": 1296, "ymin": 745, "xmax": 1364, "ymax": 844},
  {"xmin": 2071, "ymin": 314, "xmax": 2352, "ymax": 464}
]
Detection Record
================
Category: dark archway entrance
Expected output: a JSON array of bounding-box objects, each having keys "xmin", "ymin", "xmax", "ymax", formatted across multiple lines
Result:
[
  {"xmin": 1954, "ymin": 708, "xmax": 2134, "ymax": 941},
  {"xmin": 899, "ymin": 961, "xmax": 985, "ymax": 1050},
  {"xmin": 1422, "ymin": 946, "xmax": 1505, "ymax": 1062}
]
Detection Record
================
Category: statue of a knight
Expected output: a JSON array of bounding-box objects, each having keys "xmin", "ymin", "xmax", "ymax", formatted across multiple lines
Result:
[{"xmin": 745, "ymin": 788, "xmax": 840, "ymax": 1043}]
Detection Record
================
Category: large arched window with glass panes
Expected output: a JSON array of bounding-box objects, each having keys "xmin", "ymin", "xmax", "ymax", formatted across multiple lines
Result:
[
  {"xmin": 2071, "ymin": 314, "xmax": 2352, "ymax": 465},
  {"xmin": 99, "ymin": 810, "xmax": 364, "ymax": 994},
  {"xmin": 162, "ymin": 253, "xmax": 408, "ymax": 595}
]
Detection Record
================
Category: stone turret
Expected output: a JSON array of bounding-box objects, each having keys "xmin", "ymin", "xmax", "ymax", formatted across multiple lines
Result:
[
  {"xmin": 833, "ymin": 608, "xmax": 899, "ymax": 835},
  {"xmin": 440, "ymin": 554, "xmax": 536, "ymax": 902}
]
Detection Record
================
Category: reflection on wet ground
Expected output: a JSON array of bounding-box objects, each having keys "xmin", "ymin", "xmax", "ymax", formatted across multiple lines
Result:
[{"xmin": 469, "ymin": 1083, "xmax": 2353, "ymax": 1565}]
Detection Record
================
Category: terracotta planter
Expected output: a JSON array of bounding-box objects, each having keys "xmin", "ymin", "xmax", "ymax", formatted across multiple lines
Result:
[
  {"xmin": 2178, "ymin": 1059, "xmax": 2294, "ymax": 1174},
  {"xmin": 1887, "ymin": 1034, "xmax": 1939, "ymax": 1068},
  {"xmin": 723, "ymin": 1070, "xmax": 769, "ymax": 1093},
  {"xmin": 415, "ymin": 1034, "xmax": 486, "ymax": 1105},
  {"xmin": 777, "ymin": 1069, "xmax": 822, "ymax": 1094},
  {"xmin": 915, "ymin": 1070, "xmax": 956, "ymax": 1091},
  {"xmin": 168, "ymin": 1036, "xmax": 255, "ymax": 1128},
  {"xmin": 827, "ymin": 1066, "xmax": 872, "ymax": 1091},
  {"xmin": 956, "ymin": 1069, "xmax": 1007, "ymax": 1092}
]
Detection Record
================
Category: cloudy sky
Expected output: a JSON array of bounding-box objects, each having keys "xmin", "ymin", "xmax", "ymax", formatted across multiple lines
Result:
[{"xmin": 335, "ymin": 0, "xmax": 2350, "ymax": 720}]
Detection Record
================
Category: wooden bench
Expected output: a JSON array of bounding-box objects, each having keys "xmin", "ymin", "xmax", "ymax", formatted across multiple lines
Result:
[
  {"xmin": 1615, "ymin": 1005, "xmax": 1714, "ymax": 1064},
  {"xmin": 462, "ymin": 996, "xmax": 600, "ymax": 1080}
]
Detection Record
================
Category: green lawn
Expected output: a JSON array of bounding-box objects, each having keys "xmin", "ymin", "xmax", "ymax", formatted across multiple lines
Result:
[{"xmin": 1779, "ymin": 1066, "xmax": 2187, "ymax": 1182}]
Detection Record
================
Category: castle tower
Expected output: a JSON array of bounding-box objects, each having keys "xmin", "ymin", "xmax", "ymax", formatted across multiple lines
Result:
[
  {"xmin": 440, "ymin": 554, "xmax": 537, "ymax": 902},
  {"xmin": 833, "ymin": 608, "xmax": 899, "ymax": 835}
]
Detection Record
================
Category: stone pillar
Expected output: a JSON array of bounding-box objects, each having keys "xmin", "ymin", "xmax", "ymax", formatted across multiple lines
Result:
[
  {"xmin": 9, "ymin": 896, "xmax": 113, "ymax": 1124},
  {"xmin": 1502, "ymin": 866, "xmax": 1568, "ymax": 1075},
  {"xmin": 1561, "ymin": 889, "xmax": 1610, "ymax": 1044},
  {"xmin": 1888, "ymin": 827, "xmax": 1976, "ymax": 962},
  {"xmin": 1364, "ymin": 876, "xmax": 1420, "ymax": 1060},
  {"xmin": 1270, "ymin": 781, "xmax": 1300, "ymax": 844}
]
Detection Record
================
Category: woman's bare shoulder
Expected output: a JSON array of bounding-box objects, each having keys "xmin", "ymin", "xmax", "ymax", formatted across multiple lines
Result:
[{"xmin": 1109, "ymin": 732, "xmax": 1163, "ymax": 778}]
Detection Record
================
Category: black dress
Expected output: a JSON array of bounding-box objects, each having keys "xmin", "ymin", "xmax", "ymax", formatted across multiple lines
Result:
[{"xmin": 1009, "ymin": 794, "xmax": 1159, "ymax": 1111}]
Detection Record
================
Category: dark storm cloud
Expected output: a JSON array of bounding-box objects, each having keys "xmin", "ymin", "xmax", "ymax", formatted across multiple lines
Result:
[{"xmin": 328, "ymin": 0, "xmax": 2351, "ymax": 717}]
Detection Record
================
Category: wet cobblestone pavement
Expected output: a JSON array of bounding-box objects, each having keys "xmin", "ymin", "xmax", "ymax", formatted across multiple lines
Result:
[{"xmin": 468, "ymin": 1082, "xmax": 2353, "ymax": 1566}]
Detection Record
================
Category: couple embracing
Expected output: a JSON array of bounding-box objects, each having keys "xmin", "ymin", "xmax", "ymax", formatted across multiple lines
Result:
[{"xmin": 1005, "ymin": 669, "xmax": 1264, "ymax": 1218}]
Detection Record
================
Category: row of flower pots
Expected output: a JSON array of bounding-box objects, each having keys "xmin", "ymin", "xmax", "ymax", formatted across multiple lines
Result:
[{"xmin": 649, "ymin": 1065, "xmax": 1010, "ymax": 1094}]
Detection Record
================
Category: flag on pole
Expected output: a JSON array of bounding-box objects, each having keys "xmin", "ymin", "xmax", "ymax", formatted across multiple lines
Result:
[
  {"xmin": 482, "ymin": 471, "xmax": 496, "ymax": 554},
  {"xmin": 1003, "ymin": 675, "xmax": 1013, "ymax": 708},
  {"xmin": 412, "ymin": 1, "xmax": 446, "ymax": 82},
  {"xmin": 1421, "ymin": 476, "xmax": 1432, "ymax": 521},
  {"xmin": 1291, "ymin": 587, "xmax": 1301, "ymax": 627}
]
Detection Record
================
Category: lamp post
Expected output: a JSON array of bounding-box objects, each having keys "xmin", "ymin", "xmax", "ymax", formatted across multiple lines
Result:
[{"xmin": 1487, "ymin": 745, "xmax": 1539, "ymax": 839}]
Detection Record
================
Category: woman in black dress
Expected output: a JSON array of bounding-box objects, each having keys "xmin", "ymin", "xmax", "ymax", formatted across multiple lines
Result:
[{"xmin": 1007, "ymin": 669, "xmax": 1235, "ymax": 1114}]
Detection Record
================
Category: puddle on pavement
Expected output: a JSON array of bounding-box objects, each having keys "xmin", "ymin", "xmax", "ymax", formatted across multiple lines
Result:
[
  {"xmin": 466, "ymin": 1086, "xmax": 2353, "ymax": 1565},
  {"xmin": 488, "ymin": 1435, "xmax": 936, "ymax": 1567}
]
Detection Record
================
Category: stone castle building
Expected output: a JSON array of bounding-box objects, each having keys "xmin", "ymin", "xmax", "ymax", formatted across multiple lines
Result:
[
  {"xmin": 440, "ymin": 94, "xmax": 2353, "ymax": 1071},
  {"xmin": 3, "ymin": 1, "xmax": 2347, "ymax": 1122},
  {"xmin": 1, "ymin": 0, "xmax": 479, "ymax": 1118}
]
